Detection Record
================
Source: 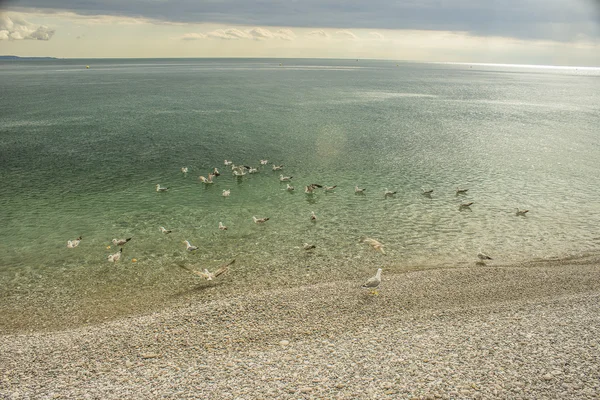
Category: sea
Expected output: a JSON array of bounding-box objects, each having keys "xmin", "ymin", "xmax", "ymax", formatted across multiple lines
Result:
[{"xmin": 1, "ymin": 58, "xmax": 599, "ymax": 330}]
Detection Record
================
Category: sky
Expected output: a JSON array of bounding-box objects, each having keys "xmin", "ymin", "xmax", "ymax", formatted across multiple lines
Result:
[{"xmin": 0, "ymin": 0, "xmax": 599, "ymax": 65}]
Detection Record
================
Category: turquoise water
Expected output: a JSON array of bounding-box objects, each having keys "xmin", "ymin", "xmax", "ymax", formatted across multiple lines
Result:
[{"xmin": 1, "ymin": 59, "xmax": 600, "ymax": 328}]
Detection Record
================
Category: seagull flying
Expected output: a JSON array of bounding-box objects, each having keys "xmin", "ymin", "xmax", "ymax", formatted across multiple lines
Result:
[
  {"xmin": 67, "ymin": 236, "xmax": 82, "ymax": 248},
  {"xmin": 107, "ymin": 248, "xmax": 122, "ymax": 262},
  {"xmin": 160, "ymin": 226, "xmax": 172, "ymax": 234},
  {"xmin": 156, "ymin": 184, "xmax": 169, "ymax": 192},
  {"xmin": 253, "ymin": 216, "xmax": 270, "ymax": 224},
  {"xmin": 112, "ymin": 237, "xmax": 132, "ymax": 246},
  {"xmin": 184, "ymin": 240, "xmax": 199, "ymax": 251}
]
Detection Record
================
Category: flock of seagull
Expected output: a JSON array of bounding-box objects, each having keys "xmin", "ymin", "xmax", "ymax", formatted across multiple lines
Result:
[{"xmin": 66, "ymin": 158, "xmax": 530, "ymax": 292}]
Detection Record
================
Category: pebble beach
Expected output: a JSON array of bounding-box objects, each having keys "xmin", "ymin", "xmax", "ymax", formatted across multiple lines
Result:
[{"xmin": 2, "ymin": 256, "xmax": 599, "ymax": 399}]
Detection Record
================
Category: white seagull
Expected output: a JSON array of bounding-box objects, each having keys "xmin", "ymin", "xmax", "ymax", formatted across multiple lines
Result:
[
  {"xmin": 355, "ymin": 186, "xmax": 366, "ymax": 193},
  {"xmin": 67, "ymin": 236, "xmax": 82, "ymax": 248},
  {"xmin": 459, "ymin": 202, "xmax": 474, "ymax": 209},
  {"xmin": 456, "ymin": 187, "xmax": 469, "ymax": 194},
  {"xmin": 363, "ymin": 238, "xmax": 386, "ymax": 254},
  {"xmin": 156, "ymin": 184, "xmax": 169, "ymax": 192},
  {"xmin": 233, "ymin": 169, "xmax": 246, "ymax": 177},
  {"xmin": 477, "ymin": 250, "xmax": 492, "ymax": 261},
  {"xmin": 199, "ymin": 175, "xmax": 213, "ymax": 184},
  {"xmin": 515, "ymin": 208, "xmax": 529, "ymax": 216},
  {"xmin": 179, "ymin": 259, "xmax": 235, "ymax": 281},
  {"xmin": 323, "ymin": 185, "xmax": 337, "ymax": 192},
  {"xmin": 272, "ymin": 164, "xmax": 284, "ymax": 171},
  {"xmin": 222, "ymin": 189, "xmax": 231, "ymax": 197},
  {"xmin": 260, "ymin": 159, "xmax": 269, "ymax": 165},
  {"xmin": 361, "ymin": 268, "xmax": 382, "ymax": 294},
  {"xmin": 310, "ymin": 211, "xmax": 317, "ymax": 221},
  {"xmin": 286, "ymin": 183, "xmax": 295, "ymax": 191},
  {"xmin": 184, "ymin": 240, "xmax": 199, "ymax": 251},
  {"xmin": 384, "ymin": 188, "xmax": 397, "ymax": 197},
  {"xmin": 107, "ymin": 248, "xmax": 122, "ymax": 263},
  {"xmin": 280, "ymin": 174, "xmax": 293, "ymax": 182},
  {"xmin": 303, "ymin": 243, "xmax": 316, "ymax": 250},
  {"xmin": 224, "ymin": 160, "xmax": 233, "ymax": 166},
  {"xmin": 248, "ymin": 167, "xmax": 258, "ymax": 174},
  {"xmin": 112, "ymin": 237, "xmax": 132, "ymax": 246},
  {"xmin": 159, "ymin": 226, "xmax": 172, "ymax": 234},
  {"xmin": 422, "ymin": 188, "xmax": 433, "ymax": 195},
  {"xmin": 181, "ymin": 167, "xmax": 188, "ymax": 174},
  {"xmin": 253, "ymin": 216, "xmax": 270, "ymax": 224},
  {"xmin": 219, "ymin": 222, "xmax": 228, "ymax": 230}
]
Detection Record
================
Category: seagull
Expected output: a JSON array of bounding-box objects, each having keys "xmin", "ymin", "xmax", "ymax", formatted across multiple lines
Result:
[
  {"xmin": 422, "ymin": 188, "xmax": 433, "ymax": 195},
  {"xmin": 355, "ymin": 186, "xmax": 366, "ymax": 193},
  {"xmin": 286, "ymin": 183, "xmax": 295, "ymax": 191},
  {"xmin": 310, "ymin": 211, "xmax": 317, "ymax": 221},
  {"xmin": 272, "ymin": 164, "xmax": 284, "ymax": 171},
  {"xmin": 323, "ymin": 185, "xmax": 337, "ymax": 192},
  {"xmin": 107, "ymin": 248, "xmax": 122, "ymax": 262},
  {"xmin": 456, "ymin": 187, "xmax": 468, "ymax": 194},
  {"xmin": 362, "ymin": 238, "xmax": 386, "ymax": 254},
  {"xmin": 184, "ymin": 240, "xmax": 198, "ymax": 251},
  {"xmin": 67, "ymin": 236, "xmax": 82, "ymax": 248},
  {"xmin": 212, "ymin": 167, "xmax": 220, "ymax": 176},
  {"xmin": 179, "ymin": 259, "xmax": 235, "ymax": 281},
  {"xmin": 459, "ymin": 202, "xmax": 474, "ymax": 209},
  {"xmin": 199, "ymin": 175, "xmax": 214, "ymax": 184},
  {"xmin": 384, "ymin": 188, "xmax": 397, "ymax": 197},
  {"xmin": 303, "ymin": 243, "xmax": 316, "ymax": 250},
  {"xmin": 248, "ymin": 167, "xmax": 258, "ymax": 174},
  {"xmin": 233, "ymin": 169, "xmax": 246, "ymax": 177},
  {"xmin": 260, "ymin": 159, "xmax": 268, "ymax": 165},
  {"xmin": 224, "ymin": 160, "xmax": 233, "ymax": 166},
  {"xmin": 219, "ymin": 222, "xmax": 228, "ymax": 230},
  {"xmin": 112, "ymin": 237, "xmax": 132, "ymax": 246},
  {"xmin": 305, "ymin": 183, "xmax": 322, "ymax": 194},
  {"xmin": 516, "ymin": 208, "xmax": 529, "ymax": 216},
  {"xmin": 181, "ymin": 167, "xmax": 188, "ymax": 174},
  {"xmin": 477, "ymin": 250, "xmax": 492, "ymax": 261},
  {"xmin": 222, "ymin": 189, "xmax": 231, "ymax": 197},
  {"xmin": 361, "ymin": 268, "xmax": 382, "ymax": 295},
  {"xmin": 280, "ymin": 174, "xmax": 293, "ymax": 182},
  {"xmin": 156, "ymin": 184, "xmax": 169, "ymax": 192},
  {"xmin": 159, "ymin": 226, "xmax": 172, "ymax": 234},
  {"xmin": 253, "ymin": 216, "xmax": 270, "ymax": 224}
]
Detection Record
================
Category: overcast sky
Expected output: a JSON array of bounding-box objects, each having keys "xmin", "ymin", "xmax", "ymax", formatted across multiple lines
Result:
[{"xmin": 1, "ymin": 0, "xmax": 599, "ymax": 65}]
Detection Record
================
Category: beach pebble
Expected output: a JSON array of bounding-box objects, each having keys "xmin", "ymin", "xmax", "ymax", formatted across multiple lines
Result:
[{"xmin": 279, "ymin": 340, "xmax": 290, "ymax": 347}]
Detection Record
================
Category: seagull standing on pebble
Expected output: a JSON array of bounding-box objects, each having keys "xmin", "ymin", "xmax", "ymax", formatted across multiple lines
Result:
[
  {"xmin": 361, "ymin": 268, "xmax": 382, "ymax": 295},
  {"xmin": 184, "ymin": 240, "xmax": 199, "ymax": 251},
  {"xmin": 67, "ymin": 236, "xmax": 82, "ymax": 248},
  {"xmin": 107, "ymin": 248, "xmax": 122, "ymax": 262}
]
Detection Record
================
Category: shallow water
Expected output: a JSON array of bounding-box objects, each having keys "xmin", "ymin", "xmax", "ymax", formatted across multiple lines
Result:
[{"xmin": 1, "ymin": 58, "xmax": 600, "ymax": 330}]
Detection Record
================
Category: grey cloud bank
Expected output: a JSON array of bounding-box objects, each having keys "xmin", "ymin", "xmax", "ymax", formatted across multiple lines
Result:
[{"xmin": 5, "ymin": 0, "xmax": 600, "ymax": 41}]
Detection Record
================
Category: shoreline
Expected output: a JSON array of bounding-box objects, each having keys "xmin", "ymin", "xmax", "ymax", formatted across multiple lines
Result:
[{"xmin": 1, "ymin": 257, "xmax": 600, "ymax": 398}]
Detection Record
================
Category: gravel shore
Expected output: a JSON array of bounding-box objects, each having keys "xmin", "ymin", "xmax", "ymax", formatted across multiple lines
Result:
[{"xmin": 2, "ymin": 257, "xmax": 600, "ymax": 399}]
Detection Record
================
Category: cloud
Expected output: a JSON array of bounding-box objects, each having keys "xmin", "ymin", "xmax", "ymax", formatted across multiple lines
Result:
[
  {"xmin": 275, "ymin": 28, "xmax": 296, "ymax": 41},
  {"xmin": 202, "ymin": 27, "xmax": 296, "ymax": 41},
  {"xmin": 248, "ymin": 27, "xmax": 274, "ymax": 40},
  {"xmin": 369, "ymin": 31, "xmax": 385, "ymax": 40},
  {"xmin": 335, "ymin": 30, "xmax": 358, "ymax": 39},
  {"xmin": 181, "ymin": 32, "xmax": 206, "ymax": 40},
  {"xmin": 0, "ymin": 14, "xmax": 55, "ymax": 40},
  {"xmin": 307, "ymin": 30, "xmax": 330, "ymax": 38},
  {"xmin": 207, "ymin": 28, "xmax": 250, "ymax": 40}
]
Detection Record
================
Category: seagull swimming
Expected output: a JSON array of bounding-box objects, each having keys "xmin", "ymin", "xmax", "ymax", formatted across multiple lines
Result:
[
  {"xmin": 286, "ymin": 183, "xmax": 295, "ymax": 191},
  {"xmin": 248, "ymin": 167, "xmax": 258, "ymax": 174},
  {"xmin": 477, "ymin": 250, "xmax": 492, "ymax": 260},
  {"xmin": 272, "ymin": 164, "xmax": 284, "ymax": 171},
  {"xmin": 515, "ymin": 208, "xmax": 529, "ymax": 216},
  {"xmin": 304, "ymin": 183, "xmax": 322, "ymax": 194},
  {"xmin": 355, "ymin": 186, "xmax": 366, "ymax": 193},
  {"xmin": 310, "ymin": 211, "xmax": 317, "ymax": 221},
  {"xmin": 303, "ymin": 243, "xmax": 316, "ymax": 250},
  {"xmin": 422, "ymin": 188, "xmax": 433, "ymax": 195},
  {"xmin": 460, "ymin": 202, "xmax": 474, "ymax": 209},
  {"xmin": 181, "ymin": 167, "xmax": 188, "ymax": 174},
  {"xmin": 456, "ymin": 187, "xmax": 469, "ymax": 194},
  {"xmin": 212, "ymin": 167, "xmax": 220, "ymax": 176},
  {"xmin": 280, "ymin": 174, "xmax": 293, "ymax": 182},
  {"xmin": 112, "ymin": 237, "xmax": 132, "ymax": 246},
  {"xmin": 107, "ymin": 248, "xmax": 122, "ymax": 263},
  {"xmin": 363, "ymin": 238, "xmax": 386, "ymax": 254},
  {"xmin": 253, "ymin": 216, "xmax": 270, "ymax": 224},
  {"xmin": 323, "ymin": 185, "xmax": 337, "ymax": 192},
  {"xmin": 384, "ymin": 188, "xmax": 397, "ymax": 197},
  {"xmin": 361, "ymin": 268, "xmax": 382, "ymax": 294},
  {"xmin": 199, "ymin": 175, "xmax": 214, "ymax": 184},
  {"xmin": 260, "ymin": 159, "xmax": 268, "ymax": 165},
  {"xmin": 224, "ymin": 160, "xmax": 233, "ymax": 166},
  {"xmin": 219, "ymin": 222, "xmax": 228, "ymax": 230},
  {"xmin": 156, "ymin": 184, "xmax": 169, "ymax": 192},
  {"xmin": 179, "ymin": 259, "xmax": 235, "ymax": 281},
  {"xmin": 184, "ymin": 240, "xmax": 199, "ymax": 251},
  {"xmin": 159, "ymin": 226, "xmax": 172, "ymax": 234},
  {"xmin": 222, "ymin": 189, "xmax": 231, "ymax": 197},
  {"xmin": 233, "ymin": 169, "xmax": 246, "ymax": 177},
  {"xmin": 67, "ymin": 236, "xmax": 82, "ymax": 248}
]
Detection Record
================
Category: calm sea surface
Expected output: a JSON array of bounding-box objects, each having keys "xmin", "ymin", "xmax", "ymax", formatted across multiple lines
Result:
[{"xmin": 1, "ymin": 58, "xmax": 599, "ymax": 329}]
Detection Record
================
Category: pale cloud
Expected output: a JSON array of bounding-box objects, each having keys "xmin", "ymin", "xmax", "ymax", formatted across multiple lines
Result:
[
  {"xmin": 275, "ymin": 28, "xmax": 296, "ymax": 41},
  {"xmin": 181, "ymin": 32, "xmax": 206, "ymax": 40},
  {"xmin": 369, "ymin": 31, "xmax": 385, "ymax": 40},
  {"xmin": 335, "ymin": 30, "xmax": 358, "ymax": 40},
  {"xmin": 207, "ymin": 28, "xmax": 251, "ymax": 40},
  {"xmin": 0, "ymin": 14, "xmax": 55, "ymax": 40},
  {"xmin": 307, "ymin": 30, "xmax": 330, "ymax": 38},
  {"xmin": 248, "ymin": 27, "xmax": 274, "ymax": 40}
]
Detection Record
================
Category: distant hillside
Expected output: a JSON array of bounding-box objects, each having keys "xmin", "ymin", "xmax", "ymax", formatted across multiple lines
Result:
[{"xmin": 0, "ymin": 55, "xmax": 58, "ymax": 60}]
